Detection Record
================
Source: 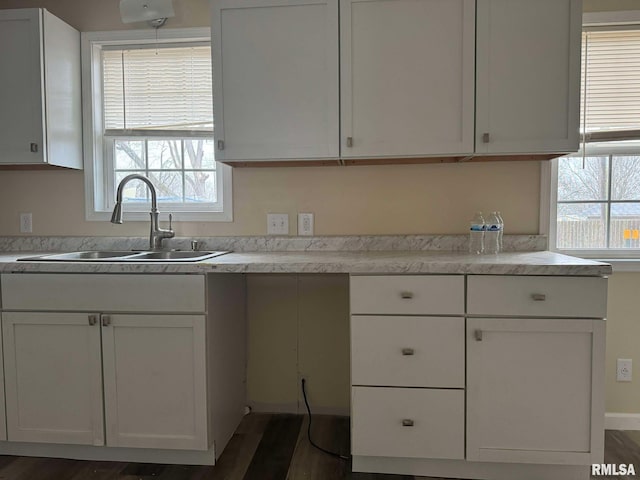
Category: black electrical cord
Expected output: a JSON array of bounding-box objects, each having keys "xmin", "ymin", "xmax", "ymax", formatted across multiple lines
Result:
[{"xmin": 301, "ymin": 378, "xmax": 350, "ymax": 461}]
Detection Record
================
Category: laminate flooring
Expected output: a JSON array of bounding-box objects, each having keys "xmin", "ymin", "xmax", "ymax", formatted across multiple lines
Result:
[{"xmin": 0, "ymin": 414, "xmax": 634, "ymax": 479}]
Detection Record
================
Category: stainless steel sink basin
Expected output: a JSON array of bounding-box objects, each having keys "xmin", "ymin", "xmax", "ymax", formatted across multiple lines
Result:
[
  {"xmin": 125, "ymin": 251, "xmax": 228, "ymax": 262},
  {"xmin": 18, "ymin": 250, "xmax": 229, "ymax": 262}
]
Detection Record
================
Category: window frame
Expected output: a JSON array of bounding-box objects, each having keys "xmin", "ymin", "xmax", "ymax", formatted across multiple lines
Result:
[
  {"xmin": 81, "ymin": 28, "xmax": 232, "ymax": 222},
  {"xmin": 545, "ymin": 11, "xmax": 640, "ymax": 263}
]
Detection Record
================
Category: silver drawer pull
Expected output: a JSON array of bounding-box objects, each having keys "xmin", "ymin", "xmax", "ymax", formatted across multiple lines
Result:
[
  {"xmin": 101, "ymin": 315, "xmax": 111, "ymax": 327},
  {"xmin": 474, "ymin": 329, "xmax": 483, "ymax": 341},
  {"xmin": 531, "ymin": 293, "xmax": 546, "ymax": 301},
  {"xmin": 402, "ymin": 419, "xmax": 414, "ymax": 427},
  {"xmin": 88, "ymin": 315, "xmax": 98, "ymax": 326},
  {"xmin": 401, "ymin": 348, "xmax": 415, "ymax": 356},
  {"xmin": 400, "ymin": 291, "xmax": 414, "ymax": 299}
]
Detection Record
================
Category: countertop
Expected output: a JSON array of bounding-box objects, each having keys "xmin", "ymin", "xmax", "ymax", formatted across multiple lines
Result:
[{"xmin": 0, "ymin": 250, "xmax": 612, "ymax": 276}]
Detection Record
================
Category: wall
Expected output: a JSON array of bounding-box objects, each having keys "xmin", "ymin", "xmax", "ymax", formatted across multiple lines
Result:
[{"xmin": 1, "ymin": 0, "xmax": 640, "ymax": 418}]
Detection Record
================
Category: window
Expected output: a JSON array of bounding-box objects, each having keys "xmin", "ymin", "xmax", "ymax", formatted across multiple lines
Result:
[
  {"xmin": 82, "ymin": 29, "xmax": 232, "ymax": 221},
  {"xmin": 551, "ymin": 26, "xmax": 640, "ymax": 256}
]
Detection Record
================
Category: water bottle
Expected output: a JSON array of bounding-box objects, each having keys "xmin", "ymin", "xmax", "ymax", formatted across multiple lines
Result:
[
  {"xmin": 496, "ymin": 212, "xmax": 504, "ymax": 252},
  {"xmin": 469, "ymin": 212, "xmax": 485, "ymax": 254},
  {"xmin": 485, "ymin": 212, "xmax": 501, "ymax": 254}
]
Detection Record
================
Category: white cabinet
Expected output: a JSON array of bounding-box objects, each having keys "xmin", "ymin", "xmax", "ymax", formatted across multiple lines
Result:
[
  {"xmin": 350, "ymin": 273, "xmax": 607, "ymax": 479},
  {"xmin": 466, "ymin": 317, "xmax": 605, "ymax": 465},
  {"xmin": 2, "ymin": 312, "xmax": 103, "ymax": 445},
  {"xmin": 340, "ymin": 0, "xmax": 475, "ymax": 158},
  {"xmin": 0, "ymin": 273, "xmax": 246, "ymax": 460},
  {"xmin": 102, "ymin": 314, "xmax": 207, "ymax": 450},
  {"xmin": 475, "ymin": 0, "xmax": 582, "ymax": 154},
  {"xmin": 0, "ymin": 9, "xmax": 82, "ymax": 168},
  {"xmin": 212, "ymin": 0, "xmax": 339, "ymax": 161}
]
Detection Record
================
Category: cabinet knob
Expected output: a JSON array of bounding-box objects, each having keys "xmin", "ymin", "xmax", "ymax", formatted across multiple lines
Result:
[
  {"xmin": 531, "ymin": 293, "xmax": 546, "ymax": 301},
  {"xmin": 400, "ymin": 291, "xmax": 414, "ymax": 299},
  {"xmin": 401, "ymin": 419, "xmax": 414, "ymax": 427},
  {"xmin": 30, "ymin": 143, "xmax": 38, "ymax": 153},
  {"xmin": 482, "ymin": 133, "xmax": 490, "ymax": 143},
  {"xmin": 401, "ymin": 348, "xmax": 415, "ymax": 356},
  {"xmin": 474, "ymin": 329, "xmax": 483, "ymax": 341},
  {"xmin": 346, "ymin": 137, "xmax": 353, "ymax": 148},
  {"xmin": 217, "ymin": 140, "xmax": 225, "ymax": 151},
  {"xmin": 88, "ymin": 315, "xmax": 98, "ymax": 326},
  {"xmin": 101, "ymin": 315, "xmax": 111, "ymax": 326}
]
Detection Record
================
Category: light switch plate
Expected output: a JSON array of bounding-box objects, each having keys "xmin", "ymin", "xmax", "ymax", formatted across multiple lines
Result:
[{"xmin": 267, "ymin": 213, "xmax": 289, "ymax": 235}]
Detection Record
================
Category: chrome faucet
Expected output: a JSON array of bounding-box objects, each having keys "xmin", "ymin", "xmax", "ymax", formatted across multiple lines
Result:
[{"xmin": 110, "ymin": 174, "xmax": 175, "ymax": 250}]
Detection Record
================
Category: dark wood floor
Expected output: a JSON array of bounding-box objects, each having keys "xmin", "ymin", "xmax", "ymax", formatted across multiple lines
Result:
[{"xmin": 0, "ymin": 414, "xmax": 635, "ymax": 479}]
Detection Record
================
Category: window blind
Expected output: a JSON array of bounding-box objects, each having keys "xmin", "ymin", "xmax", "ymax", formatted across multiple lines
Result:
[
  {"xmin": 102, "ymin": 45, "xmax": 213, "ymax": 133},
  {"xmin": 582, "ymin": 30, "xmax": 640, "ymax": 142}
]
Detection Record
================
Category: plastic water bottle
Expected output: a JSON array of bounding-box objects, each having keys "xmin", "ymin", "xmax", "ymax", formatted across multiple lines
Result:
[
  {"xmin": 485, "ymin": 212, "xmax": 501, "ymax": 254},
  {"xmin": 469, "ymin": 212, "xmax": 485, "ymax": 254},
  {"xmin": 496, "ymin": 212, "xmax": 504, "ymax": 252}
]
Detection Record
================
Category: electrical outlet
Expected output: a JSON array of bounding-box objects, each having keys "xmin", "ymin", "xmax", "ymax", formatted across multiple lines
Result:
[
  {"xmin": 267, "ymin": 213, "xmax": 289, "ymax": 235},
  {"xmin": 298, "ymin": 213, "xmax": 314, "ymax": 236},
  {"xmin": 617, "ymin": 358, "xmax": 632, "ymax": 382},
  {"xmin": 19, "ymin": 213, "xmax": 32, "ymax": 233}
]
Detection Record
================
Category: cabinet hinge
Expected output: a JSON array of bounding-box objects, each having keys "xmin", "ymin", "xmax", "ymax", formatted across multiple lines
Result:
[
  {"xmin": 217, "ymin": 140, "xmax": 225, "ymax": 151},
  {"xmin": 30, "ymin": 143, "xmax": 38, "ymax": 153}
]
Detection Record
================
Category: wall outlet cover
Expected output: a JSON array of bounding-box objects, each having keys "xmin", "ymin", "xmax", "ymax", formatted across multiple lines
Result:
[
  {"xmin": 298, "ymin": 213, "xmax": 314, "ymax": 236},
  {"xmin": 19, "ymin": 213, "xmax": 32, "ymax": 233},
  {"xmin": 617, "ymin": 358, "xmax": 632, "ymax": 382}
]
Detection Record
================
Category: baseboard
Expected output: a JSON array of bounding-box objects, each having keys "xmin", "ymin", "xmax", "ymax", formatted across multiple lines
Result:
[
  {"xmin": 248, "ymin": 401, "xmax": 349, "ymax": 416},
  {"xmin": 605, "ymin": 412, "xmax": 640, "ymax": 430}
]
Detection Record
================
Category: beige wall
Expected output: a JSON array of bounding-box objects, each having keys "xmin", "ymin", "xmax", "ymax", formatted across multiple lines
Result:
[{"xmin": 1, "ymin": 0, "xmax": 639, "ymax": 417}]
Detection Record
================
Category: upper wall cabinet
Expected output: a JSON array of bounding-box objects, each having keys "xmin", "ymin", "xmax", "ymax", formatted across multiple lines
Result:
[
  {"xmin": 340, "ymin": 0, "xmax": 475, "ymax": 158},
  {"xmin": 212, "ymin": 0, "xmax": 339, "ymax": 162},
  {"xmin": 0, "ymin": 9, "xmax": 82, "ymax": 169},
  {"xmin": 475, "ymin": 0, "xmax": 582, "ymax": 155}
]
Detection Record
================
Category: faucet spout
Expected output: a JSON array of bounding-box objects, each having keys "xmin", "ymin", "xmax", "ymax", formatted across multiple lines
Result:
[{"xmin": 111, "ymin": 174, "xmax": 175, "ymax": 250}]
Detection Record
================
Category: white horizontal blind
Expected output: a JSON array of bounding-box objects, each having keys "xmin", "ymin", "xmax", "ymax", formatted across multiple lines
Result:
[
  {"xmin": 582, "ymin": 30, "xmax": 640, "ymax": 140},
  {"xmin": 102, "ymin": 45, "xmax": 213, "ymax": 132}
]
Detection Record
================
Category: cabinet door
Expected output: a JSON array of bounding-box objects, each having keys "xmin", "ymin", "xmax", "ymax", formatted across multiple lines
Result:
[
  {"xmin": 340, "ymin": 0, "xmax": 475, "ymax": 158},
  {"xmin": 467, "ymin": 318, "xmax": 605, "ymax": 465},
  {"xmin": 475, "ymin": 0, "xmax": 582, "ymax": 154},
  {"xmin": 2, "ymin": 312, "xmax": 104, "ymax": 445},
  {"xmin": 0, "ymin": 9, "xmax": 45, "ymax": 164},
  {"xmin": 213, "ymin": 0, "xmax": 339, "ymax": 161},
  {"xmin": 102, "ymin": 314, "xmax": 208, "ymax": 450}
]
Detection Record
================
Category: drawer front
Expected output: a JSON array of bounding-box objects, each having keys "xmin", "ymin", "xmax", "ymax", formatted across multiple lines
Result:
[
  {"xmin": 352, "ymin": 386, "xmax": 464, "ymax": 459},
  {"xmin": 351, "ymin": 315, "xmax": 464, "ymax": 388},
  {"xmin": 350, "ymin": 275, "xmax": 464, "ymax": 315},
  {"xmin": 1, "ymin": 274, "xmax": 205, "ymax": 313},
  {"xmin": 467, "ymin": 275, "xmax": 607, "ymax": 318}
]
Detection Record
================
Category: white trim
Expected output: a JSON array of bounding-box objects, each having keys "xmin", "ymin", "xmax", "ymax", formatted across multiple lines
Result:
[
  {"xmin": 81, "ymin": 28, "xmax": 233, "ymax": 223},
  {"xmin": 583, "ymin": 10, "xmax": 640, "ymax": 27},
  {"xmin": 605, "ymin": 412, "xmax": 640, "ymax": 430}
]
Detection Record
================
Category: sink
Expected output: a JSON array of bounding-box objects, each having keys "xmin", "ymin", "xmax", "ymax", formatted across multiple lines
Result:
[
  {"xmin": 18, "ymin": 251, "xmax": 229, "ymax": 262},
  {"xmin": 125, "ymin": 251, "xmax": 228, "ymax": 262},
  {"xmin": 18, "ymin": 251, "xmax": 140, "ymax": 262}
]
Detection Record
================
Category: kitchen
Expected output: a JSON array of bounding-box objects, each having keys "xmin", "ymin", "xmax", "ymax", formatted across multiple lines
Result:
[{"xmin": 0, "ymin": 0, "xmax": 636, "ymax": 479}]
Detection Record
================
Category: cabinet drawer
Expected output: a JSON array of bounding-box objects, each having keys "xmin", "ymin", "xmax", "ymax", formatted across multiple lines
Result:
[
  {"xmin": 352, "ymin": 386, "xmax": 464, "ymax": 460},
  {"xmin": 351, "ymin": 315, "xmax": 464, "ymax": 388},
  {"xmin": 467, "ymin": 275, "xmax": 607, "ymax": 318},
  {"xmin": 350, "ymin": 275, "xmax": 464, "ymax": 315},
  {"xmin": 1, "ymin": 274, "xmax": 205, "ymax": 313}
]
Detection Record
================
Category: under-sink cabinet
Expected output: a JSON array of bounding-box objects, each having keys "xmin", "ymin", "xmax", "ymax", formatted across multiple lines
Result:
[
  {"xmin": 350, "ymin": 274, "xmax": 608, "ymax": 480},
  {"xmin": 0, "ymin": 273, "xmax": 246, "ymax": 464}
]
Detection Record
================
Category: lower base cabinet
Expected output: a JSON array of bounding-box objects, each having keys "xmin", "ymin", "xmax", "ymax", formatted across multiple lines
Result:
[
  {"xmin": 0, "ymin": 273, "xmax": 247, "ymax": 463},
  {"xmin": 2, "ymin": 312, "xmax": 207, "ymax": 450},
  {"xmin": 466, "ymin": 317, "xmax": 605, "ymax": 465},
  {"xmin": 2, "ymin": 312, "xmax": 104, "ymax": 446}
]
